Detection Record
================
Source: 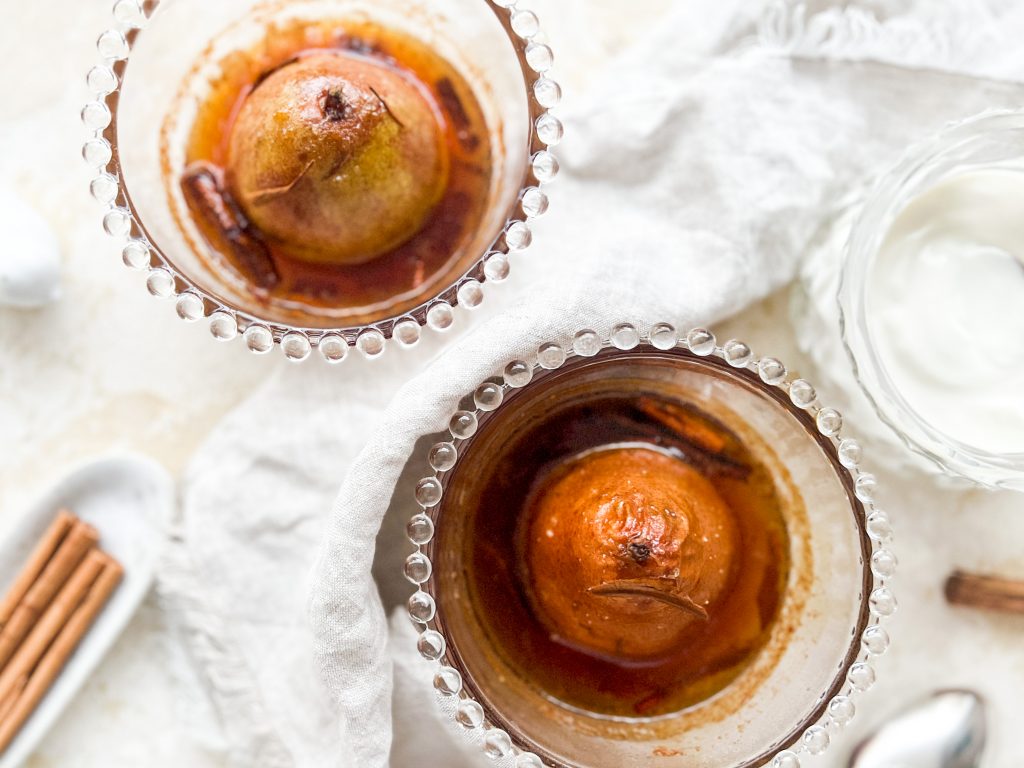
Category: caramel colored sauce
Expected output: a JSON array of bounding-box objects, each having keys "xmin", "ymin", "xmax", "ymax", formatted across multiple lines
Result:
[
  {"xmin": 464, "ymin": 394, "xmax": 791, "ymax": 718},
  {"xmin": 179, "ymin": 18, "xmax": 492, "ymax": 314}
]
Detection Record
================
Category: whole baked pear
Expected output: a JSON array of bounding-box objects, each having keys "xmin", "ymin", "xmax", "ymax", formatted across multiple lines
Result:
[
  {"xmin": 523, "ymin": 446, "xmax": 738, "ymax": 660},
  {"xmin": 227, "ymin": 52, "xmax": 449, "ymax": 265}
]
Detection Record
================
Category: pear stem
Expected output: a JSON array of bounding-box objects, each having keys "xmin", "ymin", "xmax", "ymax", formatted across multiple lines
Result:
[{"xmin": 321, "ymin": 87, "xmax": 348, "ymax": 121}]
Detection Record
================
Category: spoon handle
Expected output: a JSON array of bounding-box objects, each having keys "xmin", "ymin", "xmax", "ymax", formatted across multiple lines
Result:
[{"xmin": 945, "ymin": 570, "xmax": 1024, "ymax": 615}]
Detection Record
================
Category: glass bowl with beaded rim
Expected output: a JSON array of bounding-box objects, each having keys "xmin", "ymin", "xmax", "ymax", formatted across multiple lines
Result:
[
  {"xmin": 402, "ymin": 323, "xmax": 897, "ymax": 768},
  {"xmin": 83, "ymin": 0, "xmax": 561, "ymax": 363}
]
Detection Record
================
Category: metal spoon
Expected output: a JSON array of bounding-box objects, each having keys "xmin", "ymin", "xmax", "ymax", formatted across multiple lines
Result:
[{"xmin": 849, "ymin": 689, "xmax": 986, "ymax": 768}]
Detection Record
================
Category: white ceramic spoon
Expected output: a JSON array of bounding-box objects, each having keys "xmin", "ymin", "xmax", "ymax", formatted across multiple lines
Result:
[{"xmin": 0, "ymin": 455, "xmax": 173, "ymax": 768}]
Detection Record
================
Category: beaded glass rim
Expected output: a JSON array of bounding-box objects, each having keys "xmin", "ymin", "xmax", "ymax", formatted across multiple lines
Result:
[
  {"xmin": 83, "ymin": 0, "xmax": 561, "ymax": 363},
  {"xmin": 403, "ymin": 324, "xmax": 897, "ymax": 768}
]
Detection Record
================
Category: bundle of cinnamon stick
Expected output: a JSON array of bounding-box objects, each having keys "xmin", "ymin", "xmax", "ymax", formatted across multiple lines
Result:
[{"xmin": 0, "ymin": 511, "xmax": 122, "ymax": 754}]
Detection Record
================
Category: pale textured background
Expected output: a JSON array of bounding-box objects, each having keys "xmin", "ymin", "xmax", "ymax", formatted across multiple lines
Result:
[{"xmin": 0, "ymin": 1, "xmax": 1022, "ymax": 767}]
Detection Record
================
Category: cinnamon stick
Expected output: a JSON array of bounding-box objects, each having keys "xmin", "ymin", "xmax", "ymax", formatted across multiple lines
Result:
[
  {"xmin": 181, "ymin": 161, "xmax": 280, "ymax": 289},
  {"xmin": 0, "ymin": 550, "xmax": 105, "ymax": 707},
  {"xmin": 0, "ymin": 512, "xmax": 74, "ymax": 627},
  {"xmin": 0, "ymin": 519, "xmax": 98, "ymax": 669},
  {"xmin": 0, "ymin": 676, "xmax": 25, "ymax": 724},
  {"xmin": 945, "ymin": 570, "xmax": 1024, "ymax": 615},
  {"xmin": 0, "ymin": 557, "xmax": 122, "ymax": 754}
]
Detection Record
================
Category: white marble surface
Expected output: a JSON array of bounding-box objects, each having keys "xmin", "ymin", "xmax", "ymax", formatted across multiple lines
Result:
[{"xmin": 0, "ymin": 1, "xmax": 1022, "ymax": 767}]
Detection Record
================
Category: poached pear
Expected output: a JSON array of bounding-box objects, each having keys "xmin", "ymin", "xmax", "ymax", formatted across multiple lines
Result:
[
  {"xmin": 523, "ymin": 446, "xmax": 739, "ymax": 660},
  {"xmin": 226, "ymin": 52, "xmax": 449, "ymax": 265}
]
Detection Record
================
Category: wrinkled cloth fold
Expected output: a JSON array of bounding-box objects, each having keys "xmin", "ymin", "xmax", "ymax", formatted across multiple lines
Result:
[{"xmin": 160, "ymin": 2, "xmax": 1024, "ymax": 767}]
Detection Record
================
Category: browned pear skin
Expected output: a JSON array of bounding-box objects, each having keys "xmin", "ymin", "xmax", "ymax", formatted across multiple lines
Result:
[
  {"xmin": 523, "ymin": 446, "xmax": 739, "ymax": 660},
  {"xmin": 226, "ymin": 52, "xmax": 449, "ymax": 265}
]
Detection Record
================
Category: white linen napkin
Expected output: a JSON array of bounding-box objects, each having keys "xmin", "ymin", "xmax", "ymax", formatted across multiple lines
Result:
[{"xmin": 160, "ymin": 2, "xmax": 1024, "ymax": 767}]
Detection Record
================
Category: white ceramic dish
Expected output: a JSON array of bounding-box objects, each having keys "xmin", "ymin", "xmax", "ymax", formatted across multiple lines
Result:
[{"xmin": 0, "ymin": 455, "xmax": 173, "ymax": 768}]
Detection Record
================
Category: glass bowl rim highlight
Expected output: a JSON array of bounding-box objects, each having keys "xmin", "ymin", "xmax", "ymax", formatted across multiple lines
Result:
[
  {"xmin": 403, "ymin": 323, "xmax": 897, "ymax": 768},
  {"xmin": 83, "ymin": 0, "xmax": 561, "ymax": 362}
]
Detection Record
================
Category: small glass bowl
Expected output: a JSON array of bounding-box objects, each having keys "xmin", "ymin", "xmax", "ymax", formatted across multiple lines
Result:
[
  {"xmin": 83, "ymin": 0, "xmax": 560, "ymax": 362},
  {"xmin": 404, "ymin": 324, "xmax": 896, "ymax": 768},
  {"xmin": 839, "ymin": 110, "xmax": 1024, "ymax": 490}
]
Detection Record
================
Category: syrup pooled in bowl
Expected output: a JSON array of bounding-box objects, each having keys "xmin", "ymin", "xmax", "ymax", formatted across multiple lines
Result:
[
  {"xmin": 171, "ymin": 17, "xmax": 493, "ymax": 323},
  {"xmin": 459, "ymin": 392, "xmax": 791, "ymax": 718}
]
